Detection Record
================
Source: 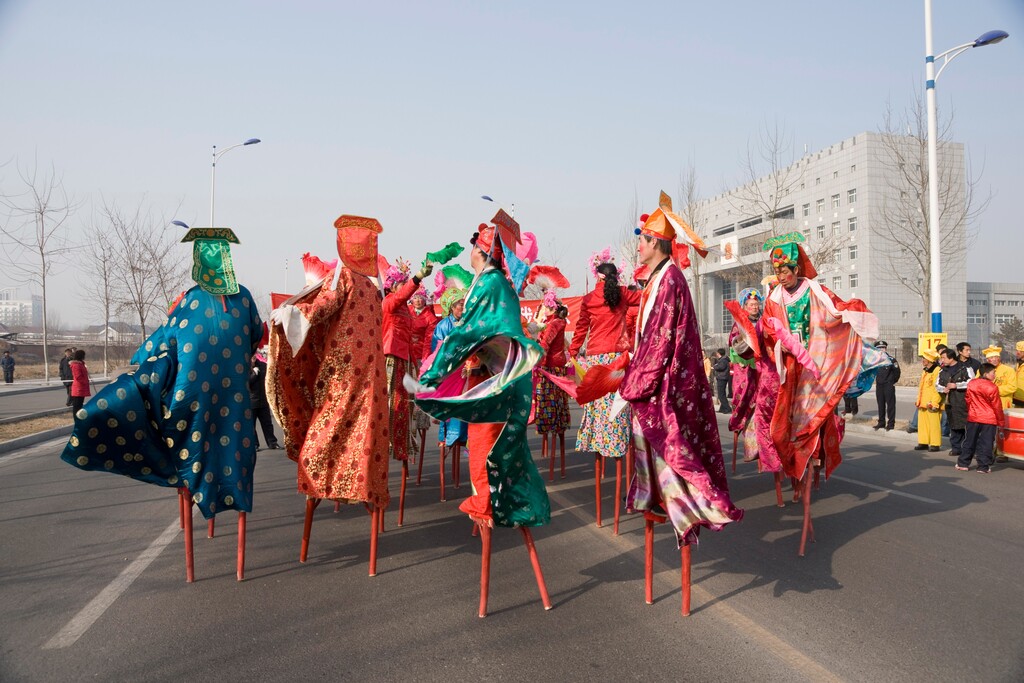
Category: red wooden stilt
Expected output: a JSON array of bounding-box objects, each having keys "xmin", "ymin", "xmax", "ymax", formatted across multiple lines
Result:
[
  {"xmin": 613, "ymin": 458, "xmax": 622, "ymax": 536},
  {"xmin": 416, "ymin": 428, "xmax": 427, "ymax": 486},
  {"xmin": 601, "ymin": 456, "xmax": 607, "ymax": 478},
  {"xmin": 541, "ymin": 432, "xmax": 548, "ymax": 462},
  {"xmin": 300, "ymin": 497, "xmax": 321, "ymax": 562},
  {"xmin": 547, "ymin": 434, "xmax": 555, "ymax": 482},
  {"xmin": 644, "ymin": 517, "xmax": 654, "ymax": 604},
  {"xmin": 813, "ymin": 463, "xmax": 821, "ymax": 491},
  {"xmin": 594, "ymin": 454, "xmax": 602, "ymax": 528},
  {"xmin": 681, "ymin": 545, "xmax": 691, "ymax": 616},
  {"xmin": 471, "ymin": 523, "xmax": 479, "ymax": 536},
  {"xmin": 732, "ymin": 432, "xmax": 738, "ymax": 474},
  {"xmin": 439, "ymin": 444, "xmax": 447, "ymax": 502},
  {"xmin": 369, "ymin": 506, "xmax": 379, "ymax": 577},
  {"xmin": 559, "ymin": 432, "xmax": 566, "ymax": 478},
  {"xmin": 236, "ymin": 512, "xmax": 246, "ymax": 581},
  {"xmin": 798, "ymin": 467, "xmax": 813, "ymax": 557},
  {"xmin": 379, "ymin": 502, "xmax": 385, "ymax": 534},
  {"xmin": 454, "ymin": 444, "xmax": 461, "ymax": 489},
  {"xmin": 626, "ymin": 441, "xmax": 634, "ymax": 489},
  {"xmin": 181, "ymin": 489, "xmax": 195, "ymax": 583},
  {"xmin": 334, "ymin": 500, "xmax": 341, "ymax": 513},
  {"xmin": 398, "ymin": 461, "xmax": 408, "ymax": 527},
  {"xmin": 478, "ymin": 524, "xmax": 492, "ymax": 618},
  {"xmin": 520, "ymin": 527, "xmax": 552, "ymax": 610},
  {"xmin": 208, "ymin": 517, "xmax": 215, "ymax": 539},
  {"xmin": 774, "ymin": 471, "xmax": 785, "ymax": 508}
]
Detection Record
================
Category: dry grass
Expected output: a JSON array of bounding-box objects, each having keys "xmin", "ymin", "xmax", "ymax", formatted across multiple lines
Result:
[{"xmin": 0, "ymin": 414, "xmax": 73, "ymax": 443}]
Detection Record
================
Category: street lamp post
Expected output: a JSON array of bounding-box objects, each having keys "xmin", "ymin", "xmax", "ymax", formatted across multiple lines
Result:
[
  {"xmin": 924, "ymin": 0, "xmax": 1007, "ymax": 332},
  {"xmin": 481, "ymin": 195, "xmax": 515, "ymax": 218},
  {"xmin": 210, "ymin": 138, "xmax": 261, "ymax": 226}
]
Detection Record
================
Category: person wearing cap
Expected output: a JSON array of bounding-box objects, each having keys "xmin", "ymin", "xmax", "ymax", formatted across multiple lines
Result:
[
  {"xmin": 267, "ymin": 215, "xmax": 390, "ymax": 512},
  {"xmin": 914, "ymin": 349, "xmax": 943, "ymax": 452},
  {"xmin": 63, "ymin": 225, "xmax": 263, "ymax": 522},
  {"xmin": 982, "ymin": 346, "xmax": 1016, "ymax": 409},
  {"xmin": 382, "ymin": 258, "xmax": 434, "ymax": 464},
  {"xmin": 620, "ymin": 192, "xmax": 743, "ymax": 546},
  {"xmin": 1014, "ymin": 341, "xmax": 1024, "ymax": 408},
  {"xmin": 873, "ymin": 340, "xmax": 901, "ymax": 431},
  {"xmin": 760, "ymin": 233, "xmax": 879, "ymax": 487}
]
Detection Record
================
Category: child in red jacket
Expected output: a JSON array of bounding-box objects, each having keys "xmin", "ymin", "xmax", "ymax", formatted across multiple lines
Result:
[
  {"xmin": 956, "ymin": 362, "xmax": 1005, "ymax": 473},
  {"xmin": 69, "ymin": 349, "xmax": 91, "ymax": 416}
]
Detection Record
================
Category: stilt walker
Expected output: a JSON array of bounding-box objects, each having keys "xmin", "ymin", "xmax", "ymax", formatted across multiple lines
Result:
[
  {"xmin": 266, "ymin": 216, "xmax": 391, "ymax": 574},
  {"xmin": 532, "ymin": 290, "xmax": 571, "ymax": 484},
  {"xmin": 409, "ymin": 216, "xmax": 553, "ymax": 617},
  {"xmin": 428, "ymin": 278, "xmax": 470, "ymax": 498},
  {"xmin": 63, "ymin": 223, "xmax": 262, "ymax": 582}
]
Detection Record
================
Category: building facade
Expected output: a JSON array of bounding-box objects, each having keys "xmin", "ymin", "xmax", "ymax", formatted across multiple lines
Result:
[
  {"xmin": 691, "ymin": 132, "xmax": 968, "ymax": 363},
  {"xmin": 0, "ymin": 288, "xmax": 42, "ymax": 327},
  {"xmin": 966, "ymin": 282, "xmax": 1024, "ymax": 352}
]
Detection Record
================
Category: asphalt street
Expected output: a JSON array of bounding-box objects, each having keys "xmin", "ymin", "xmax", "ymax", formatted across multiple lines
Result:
[{"xmin": 1, "ymin": 411, "xmax": 1022, "ymax": 682}]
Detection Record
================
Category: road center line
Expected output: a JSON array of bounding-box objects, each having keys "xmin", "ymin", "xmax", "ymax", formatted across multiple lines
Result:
[
  {"xmin": 43, "ymin": 518, "xmax": 180, "ymax": 649},
  {"xmin": 828, "ymin": 475, "xmax": 940, "ymax": 504}
]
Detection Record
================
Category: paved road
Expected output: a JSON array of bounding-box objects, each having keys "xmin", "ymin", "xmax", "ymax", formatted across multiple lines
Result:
[
  {"xmin": 1, "ymin": 414, "xmax": 1021, "ymax": 682},
  {"xmin": 0, "ymin": 380, "xmax": 111, "ymax": 420}
]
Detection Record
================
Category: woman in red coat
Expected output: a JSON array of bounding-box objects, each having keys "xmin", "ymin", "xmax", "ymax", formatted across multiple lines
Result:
[
  {"xmin": 568, "ymin": 251, "xmax": 640, "ymax": 463},
  {"xmin": 69, "ymin": 349, "xmax": 91, "ymax": 415},
  {"xmin": 534, "ymin": 293, "xmax": 570, "ymax": 436}
]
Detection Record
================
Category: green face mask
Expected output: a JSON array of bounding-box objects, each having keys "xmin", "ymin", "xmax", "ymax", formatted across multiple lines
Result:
[{"xmin": 191, "ymin": 239, "xmax": 239, "ymax": 295}]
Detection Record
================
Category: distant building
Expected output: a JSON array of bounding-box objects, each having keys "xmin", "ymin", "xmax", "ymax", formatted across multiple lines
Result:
[
  {"xmin": 0, "ymin": 288, "xmax": 42, "ymax": 327},
  {"xmin": 82, "ymin": 322, "xmax": 144, "ymax": 345},
  {"xmin": 966, "ymin": 282, "xmax": 1024, "ymax": 351},
  {"xmin": 692, "ymin": 131, "xmax": 968, "ymax": 362}
]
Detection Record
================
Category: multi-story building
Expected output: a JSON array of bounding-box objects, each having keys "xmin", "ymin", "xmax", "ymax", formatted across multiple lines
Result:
[
  {"xmin": 0, "ymin": 288, "xmax": 42, "ymax": 327},
  {"xmin": 966, "ymin": 282, "xmax": 1024, "ymax": 351},
  {"xmin": 692, "ymin": 132, "xmax": 968, "ymax": 362}
]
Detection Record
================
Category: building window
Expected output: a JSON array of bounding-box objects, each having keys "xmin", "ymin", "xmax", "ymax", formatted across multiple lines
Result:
[
  {"xmin": 817, "ymin": 278, "xmax": 825, "ymax": 286},
  {"xmin": 850, "ymin": 164, "xmax": 857, "ymax": 172},
  {"xmin": 847, "ymin": 188, "xmax": 857, "ymax": 203},
  {"xmin": 848, "ymin": 216, "xmax": 858, "ymax": 232},
  {"xmin": 832, "ymin": 249, "xmax": 841, "ymax": 263},
  {"xmin": 816, "ymin": 199, "xmax": 825, "ymax": 213},
  {"xmin": 995, "ymin": 299, "xmax": 1007, "ymax": 306},
  {"xmin": 849, "ymin": 273, "xmax": 859, "ymax": 288},
  {"xmin": 833, "ymin": 170, "xmax": 839, "ymax": 179},
  {"xmin": 849, "ymin": 245, "xmax": 858, "ymax": 260},
  {"xmin": 967, "ymin": 314, "xmax": 988, "ymax": 324},
  {"xmin": 815, "ymin": 177, "xmax": 821, "ymax": 186},
  {"xmin": 832, "ymin": 221, "xmax": 841, "ymax": 234},
  {"xmin": 902, "ymin": 311, "xmax": 908, "ymax": 319},
  {"xmin": 831, "ymin": 194, "xmax": 840, "ymax": 209},
  {"xmin": 816, "ymin": 225, "xmax": 825, "ymax": 239},
  {"xmin": 802, "ymin": 203, "xmax": 809, "ymax": 217},
  {"xmin": 994, "ymin": 314, "xmax": 1018, "ymax": 325},
  {"xmin": 832, "ymin": 276, "xmax": 841, "ymax": 290},
  {"xmin": 721, "ymin": 280, "xmax": 736, "ymax": 331}
]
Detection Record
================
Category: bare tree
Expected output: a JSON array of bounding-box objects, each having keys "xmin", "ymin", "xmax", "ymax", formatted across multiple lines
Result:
[
  {"xmin": 0, "ymin": 159, "xmax": 77, "ymax": 382},
  {"xmin": 871, "ymin": 97, "xmax": 986, "ymax": 314},
  {"xmin": 616, "ymin": 188, "xmax": 642, "ymax": 277},
  {"xmin": 677, "ymin": 161, "xmax": 708, "ymax": 332},
  {"xmin": 80, "ymin": 215, "xmax": 119, "ymax": 375}
]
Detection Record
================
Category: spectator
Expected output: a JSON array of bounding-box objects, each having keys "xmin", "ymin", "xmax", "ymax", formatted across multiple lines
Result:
[
  {"xmin": 249, "ymin": 347, "xmax": 280, "ymax": 450},
  {"xmin": 69, "ymin": 349, "xmax": 91, "ymax": 415},
  {"xmin": 982, "ymin": 346, "xmax": 1016, "ymax": 409},
  {"xmin": 59, "ymin": 348, "xmax": 74, "ymax": 406},
  {"xmin": 713, "ymin": 348, "xmax": 732, "ymax": 414},
  {"xmin": 955, "ymin": 362, "xmax": 1004, "ymax": 474},
  {"xmin": 937, "ymin": 348, "xmax": 973, "ymax": 458},
  {"xmin": 1, "ymin": 350, "xmax": 14, "ymax": 383},
  {"xmin": 913, "ymin": 349, "xmax": 943, "ymax": 452},
  {"xmin": 1014, "ymin": 341, "xmax": 1024, "ymax": 409},
  {"xmin": 956, "ymin": 342, "xmax": 981, "ymax": 375},
  {"xmin": 872, "ymin": 340, "xmax": 900, "ymax": 431},
  {"xmin": 907, "ymin": 343, "xmax": 948, "ymax": 433}
]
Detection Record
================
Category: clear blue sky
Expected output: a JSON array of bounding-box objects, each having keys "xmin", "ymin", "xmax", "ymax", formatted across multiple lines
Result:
[{"xmin": 1, "ymin": 0, "xmax": 1022, "ymax": 326}]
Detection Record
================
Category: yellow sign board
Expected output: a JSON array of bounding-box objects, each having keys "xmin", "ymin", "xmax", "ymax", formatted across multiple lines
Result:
[{"xmin": 918, "ymin": 332, "xmax": 948, "ymax": 357}]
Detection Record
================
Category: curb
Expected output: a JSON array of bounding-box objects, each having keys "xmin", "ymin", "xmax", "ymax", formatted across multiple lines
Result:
[
  {"xmin": 0, "ymin": 425, "xmax": 73, "ymax": 456},
  {"xmin": 0, "ymin": 379, "xmax": 111, "ymax": 398},
  {"xmin": 843, "ymin": 421, "xmax": 919, "ymax": 443},
  {"xmin": 0, "ymin": 407, "xmax": 71, "ymax": 426}
]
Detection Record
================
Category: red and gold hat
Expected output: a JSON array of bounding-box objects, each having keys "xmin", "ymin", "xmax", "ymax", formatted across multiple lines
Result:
[{"xmin": 334, "ymin": 214, "xmax": 382, "ymax": 277}]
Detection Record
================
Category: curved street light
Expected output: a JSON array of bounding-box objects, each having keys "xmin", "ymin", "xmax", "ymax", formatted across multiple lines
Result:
[
  {"xmin": 210, "ymin": 137, "xmax": 261, "ymax": 227},
  {"xmin": 924, "ymin": 1, "xmax": 1007, "ymax": 333},
  {"xmin": 481, "ymin": 194, "xmax": 515, "ymax": 218}
]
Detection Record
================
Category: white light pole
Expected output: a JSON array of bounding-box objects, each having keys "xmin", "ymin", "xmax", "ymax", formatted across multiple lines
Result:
[
  {"xmin": 210, "ymin": 138, "xmax": 261, "ymax": 226},
  {"xmin": 924, "ymin": 0, "xmax": 1007, "ymax": 332},
  {"xmin": 481, "ymin": 194, "xmax": 515, "ymax": 218}
]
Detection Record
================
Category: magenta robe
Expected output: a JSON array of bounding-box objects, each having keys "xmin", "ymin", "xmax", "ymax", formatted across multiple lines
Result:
[{"xmin": 621, "ymin": 262, "xmax": 743, "ymax": 546}]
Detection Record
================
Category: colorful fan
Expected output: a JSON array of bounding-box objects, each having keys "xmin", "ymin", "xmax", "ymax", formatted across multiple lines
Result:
[
  {"xmin": 723, "ymin": 300, "xmax": 761, "ymax": 360},
  {"xmin": 526, "ymin": 264, "xmax": 570, "ymax": 290},
  {"xmin": 301, "ymin": 252, "xmax": 338, "ymax": 286},
  {"xmin": 441, "ymin": 264, "xmax": 474, "ymax": 290},
  {"xmin": 424, "ymin": 242, "xmax": 464, "ymax": 266},
  {"xmin": 576, "ymin": 353, "xmax": 631, "ymax": 405}
]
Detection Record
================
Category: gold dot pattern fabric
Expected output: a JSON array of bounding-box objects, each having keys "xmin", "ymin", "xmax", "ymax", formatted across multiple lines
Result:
[{"xmin": 61, "ymin": 285, "xmax": 263, "ymax": 520}]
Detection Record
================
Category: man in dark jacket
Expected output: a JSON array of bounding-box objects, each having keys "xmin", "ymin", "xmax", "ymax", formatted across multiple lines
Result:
[
  {"xmin": 873, "ymin": 340, "xmax": 901, "ymax": 430},
  {"xmin": 59, "ymin": 348, "xmax": 74, "ymax": 406},
  {"xmin": 937, "ymin": 348, "xmax": 973, "ymax": 457},
  {"xmin": 249, "ymin": 351, "xmax": 280, "ymax": 450},
  {"xmin": 713, "ymin": 348, "xmax": 732, "ymax": 414}
]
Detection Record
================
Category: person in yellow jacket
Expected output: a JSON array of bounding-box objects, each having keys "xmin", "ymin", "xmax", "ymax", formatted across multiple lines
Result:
[
  {"xmin": 913, "ymin": 349, "xmax": 944, "ymax": 452},
  {"xmin": 982, "ymin": 346, "xmax": 1016, "ymax": 409},
  {"xmin": 1014, "ymin": 341, "xmax": 1024, "ymax": 408}
]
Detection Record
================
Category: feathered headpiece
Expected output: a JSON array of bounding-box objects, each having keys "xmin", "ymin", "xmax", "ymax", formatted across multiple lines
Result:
[
  {"xmin": 542, "ymin": 289, "xmax": 561, "ymax": 309},
  {"xmin": 589, "ymin": 247, "xmax": 615, "ymax": 278},
  {"xmin": 412, "ymin": 285, "xmax": 433, "ymax": 304},
  {"xmin": 383, "ymin": 257, "xmax": 411, "ymax": 290},
  {"xmin": 737, "ymin": 287, "xmax": 763, "ymax": 304},
  {"xmin": 763, "ymin": 232, "xmax": 817, "ymax": 279}
]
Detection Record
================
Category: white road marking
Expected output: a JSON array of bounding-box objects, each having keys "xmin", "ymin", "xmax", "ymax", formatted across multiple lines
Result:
[
  {"xmin": 43, "ymin": 518, "xmax": 180, "ymax": 649},
  {"xmin": 828, "ymin": 475, "xmax": 940, "ymax": 504}
]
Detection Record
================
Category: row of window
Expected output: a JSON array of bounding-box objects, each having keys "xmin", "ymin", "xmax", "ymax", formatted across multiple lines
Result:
[
  {"xmin": 965, "ymin": 314, "xmax": 1019, "ymax": 325},
  {"xmin": 967, "ymin": 299, "xmax": 1024, "ymax": 308},
  {"xmin": 802, "ymin": 165, "xmax": 858, "ymax": 190},
  {"xmin": 818, "ymin": 274, "xmax": 859, "ymax": 289},
  {"xmin": 802, "ymin": 189, "xmax": 857, "ymax": 217},
  {"xmin": 809, "ymin": 217, "xmax": 858, "ymax": 238}
]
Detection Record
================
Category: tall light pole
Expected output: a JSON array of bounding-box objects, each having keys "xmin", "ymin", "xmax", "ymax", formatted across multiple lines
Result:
[
  {"xmin": 481, "ymin": 194, "xmax": 515, "ymax": 218},
  {"xmin": 924, "ymin": 0, "xmax": 1007, "ymax": 332},
  {"xmin": 210, "ymin": 138, "xmax": 261, "ymax": 226}
]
